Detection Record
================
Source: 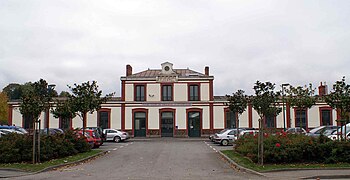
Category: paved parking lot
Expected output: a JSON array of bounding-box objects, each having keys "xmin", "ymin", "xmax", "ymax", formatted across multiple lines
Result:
[{"xmin": 8, "ymin": 138, "xmax": 263, "ymax": 180}]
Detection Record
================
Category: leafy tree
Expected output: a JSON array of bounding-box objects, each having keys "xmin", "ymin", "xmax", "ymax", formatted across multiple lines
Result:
[
  {"xmin": 2, "ymin": 83, "xmax": 22, "ymax": 100},
  {"xmin": 51, "ymin": 96, "xmax": 76, "ymax": 130},
  {"xmin": 251, "ymin": 81, "xmax": 282, "ymax": 165},
  {"xmin": 68, "ymin": 81, "xmax": 114, "ymax": 134},
  {"xmin": 0, "ymin": 92, "xmax": 9, "ymax": 125},
  {"xmin": 324, "ymin": 77, "xmax": 350, "ymax": 140},
  {"xmin": 59, "ymin": 91, "xmax": 71, "ymax": 97},
  {"xmin": 226, "ymin": 90, "xmax": 248, "ymax": 137},
  {"xmin": 285, "ymin": 84, "xmax": 316, "ymax": 130}
]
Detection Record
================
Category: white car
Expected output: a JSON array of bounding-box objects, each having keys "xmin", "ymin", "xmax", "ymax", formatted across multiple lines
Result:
[
  {"xmin": 103, "ymin": 129, "xmax": 130, "ymax": 143},
  {"xmin": 213, "ymin": 129, "xmax": 241, "ymax": 146}
]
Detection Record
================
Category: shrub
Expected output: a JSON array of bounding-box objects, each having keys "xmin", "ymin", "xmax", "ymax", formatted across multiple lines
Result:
[
  {"xmin": 0, "ymin": 130, "xmax": 91, "ymax": 163},
  {"xmin": 234, "ymin": 132, "xmax": 350, "ymax": 164}
]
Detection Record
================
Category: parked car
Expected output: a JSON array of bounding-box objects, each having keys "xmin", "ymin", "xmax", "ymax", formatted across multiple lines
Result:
[
  {"xmin": 0, "ymin": 129, "xmax": 23, "ymax": 135},
  {"xmin": 213, "ymin": 129, "xmax": 244, "ymax": 146},
  {"xmin": 286, "ymin": 127, "xmax": 306, "ymax": 135},
  {"xmin": 239, "ymin": 129, "xmax": 259, "ymax": 137},
  {"xmin": 75, "ymin": 131, "xmax": 95, "ymax": 148},
  {"xmin": 40, "ymin": 128, "xmax": 64, "ymax": 135},
  {"xmin": 86, "ymin": 127, "xmax": 105, "ymax": 143},
  {"xmin": 103, "ymin": 129, "xmax": 130, "ymax": 143},
  {"xmin": 209, "ymin": 129, "xmax": 228, "ymax": 142},
  {"xmin": 0, "ymin": 125, "xmax": 28, "ymax": 134},
  {"xmin": 307, "ymin": 125, "xmax": 339, "ymax": 137},
  {"xmin": 83, "ymin": 129, "xmax": 102, "ymax": 148},
  {"xmin": 328, "ymin": 131, "xmax": 350, "ymax": 141}
]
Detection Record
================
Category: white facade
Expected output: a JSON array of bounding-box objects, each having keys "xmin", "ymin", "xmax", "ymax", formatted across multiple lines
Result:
[{"xmin": 8, "ymin": 62, "xmax": 339, "ymax": 137}]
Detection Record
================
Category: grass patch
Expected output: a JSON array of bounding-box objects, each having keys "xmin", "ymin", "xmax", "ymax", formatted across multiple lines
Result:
[
  {"xmin": 0, "ymin": 150, "xmax": 102, "ymax": 172},
  {"xmin": 221, "ymin": 150, "xmax": 350, "ymax": 172}
]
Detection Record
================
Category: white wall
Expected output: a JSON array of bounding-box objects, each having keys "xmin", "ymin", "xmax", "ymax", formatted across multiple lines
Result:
[
  {"xmin": 174, "ymin": 84, "xmax": 187, "ymax": 101},
  {"xmin": 214, "ymin": 106, "xmax": 224, "ymax": 129},
  {"xmin": 125, "ymin": 84, "xmax": 133, "ymax": 101},
  {"xmin": 176, "ymin": 108, "xmax": 186, "ymax": 129},
  {"xmin": 148, "ymin": 84, "xmax": 160, "ymax": 102},
  {"xmin": 111, "ymin": 107, "xmax": 121, "ymax": 129},
  {"xmin": 148, "ymin": 107, "xmax": 159, "ymax": 129},
  {"xmin": 201, "ymin": 83, "xmax": 210, "ymax": 101}
]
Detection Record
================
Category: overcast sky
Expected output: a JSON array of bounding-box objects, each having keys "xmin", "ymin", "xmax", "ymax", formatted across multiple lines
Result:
[{"xmin": 1, "ymin": 0, "xmax": 349, "ymax": 96}]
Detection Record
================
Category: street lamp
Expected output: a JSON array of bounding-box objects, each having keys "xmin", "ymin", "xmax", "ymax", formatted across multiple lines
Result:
[
  {"xmin": 282, "ymin": 83, "xmax": 290, "ymax": 131},
  {"xmin": 46, "ymin": 84, "xmax": 56, "ymax": 135}
]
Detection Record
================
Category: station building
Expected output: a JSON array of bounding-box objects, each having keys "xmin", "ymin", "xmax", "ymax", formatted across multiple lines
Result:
[{"xmin": 8, "ymin": 62, "xmax": 339, "ymax": 137}]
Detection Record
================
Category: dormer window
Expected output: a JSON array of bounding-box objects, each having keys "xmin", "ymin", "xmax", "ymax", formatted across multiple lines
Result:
[{"xmin": 161, "ymin": 62, "xmax": 175, "ymax": 75}]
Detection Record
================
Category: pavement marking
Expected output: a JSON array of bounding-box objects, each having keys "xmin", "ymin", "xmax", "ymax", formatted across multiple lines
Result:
[{"xmin": 113, "ymin": 148, "xmax": 118, "ymax": 151}]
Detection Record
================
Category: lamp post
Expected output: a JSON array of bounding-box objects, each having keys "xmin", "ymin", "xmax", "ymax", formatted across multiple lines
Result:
[
  {"xmin": 282, "ymin": 83, "xmax": 289, "ymax": 131},
  {"xmin": 46, "ymin": 84, "xmax": 56, "ymax": 135}
]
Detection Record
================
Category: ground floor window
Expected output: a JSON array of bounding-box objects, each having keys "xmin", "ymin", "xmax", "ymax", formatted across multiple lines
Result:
[
  {"xmin": 59, "ymin": 117, "xmax": 71, "ymax": 130},
  {"xmin": 98, "ymin": 110, "xmax": 110, "ymax": 129},
  {"xmin": 265, "ymin": 115, "xmax": 276, "ymax": 128},
  {"xmin": 188, "ymin": 111, "xmax": 201, "ymax": 137},
  {"xmin": 225, "ymin": 110, "xmax": 236, "ymax": 129},
  {"xmin": 134, "ymin": 111, "xmax": 146, "ymax": 137},
  {"xmin": 295, "ymin": 109, "xmax": 307, "ymax": 130},
  {"xmin": 23, "ymin": 114, "xmax": 33, "ymax": 129},
  {"xmin": 320, "ymin": 108, "xmax": 332, "ymax": 125}
]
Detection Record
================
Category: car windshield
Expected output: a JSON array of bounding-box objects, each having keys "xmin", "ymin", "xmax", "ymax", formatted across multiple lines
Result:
[
  {"xmin": 309, "ymin": 127, "xmax": 323, "ymax": 133},
  {"xmin": 218, "ymin": 129, "xmax": 227, "ymax": 134}
]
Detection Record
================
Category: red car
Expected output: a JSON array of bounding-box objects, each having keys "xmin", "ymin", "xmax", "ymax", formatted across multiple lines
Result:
[
  {"xmin": 76, "ymin": 131, "xmax": 95, "ymax": 148},
  {"xmin": 83, "ymin": 129, "xmax": 102, "ymax": 148}
]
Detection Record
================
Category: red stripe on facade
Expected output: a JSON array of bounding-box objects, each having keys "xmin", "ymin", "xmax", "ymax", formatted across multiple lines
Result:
[
  {"xmin": 8, "ymin": 105, "xmax": 13, "ymax": 125},
  {"xmin": 45, "ymin": 109, "xmax": 50, "ymax": 128},
  {"xmin": 286, "ymin": 103, "xmax": 291, "ymax": 128},
  {"xmin": 209, "ymin": 80, "xmax": 214, "ymax": 101},
  {"xmin": 121, "ymin": 80, "xmax": 126, "ymax": 130},
  {"xmin": 209, "ymin": 103, "xmax": 214, "ymax": 131},
  {"xmin": 336, "ymin": 108, "xmax": 341, "ymax": 126},
  {"xmin": 248, "ymin": 104, "xmax": 252, "ymax": 128}
]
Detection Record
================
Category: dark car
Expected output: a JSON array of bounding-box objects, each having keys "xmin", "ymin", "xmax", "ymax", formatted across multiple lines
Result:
[{"xmin": 40, "ymin": 128, "xmax": 64, "ymax": 135}]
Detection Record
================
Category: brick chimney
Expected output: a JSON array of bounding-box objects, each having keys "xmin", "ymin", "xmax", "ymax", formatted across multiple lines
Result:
[
  {"xmin": 318, "ymin": 82, "xmax": 327, "ymax": 96},
  {"xmin": 126, "ymin": 64, "xmax": 132, "ymax": 76},
  {"xmin": 205, "ymin": 66, "xmax": 209, "ymax": 76}
]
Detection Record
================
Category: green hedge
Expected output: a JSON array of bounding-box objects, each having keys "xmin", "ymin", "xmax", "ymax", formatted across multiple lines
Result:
[
  {"xmin": 235, "ymin": 132, "xmax": 350, "ymax": 164},
  {"xmin": 0, "ymin": 130, "xmax": 91, "ymax": 163}
]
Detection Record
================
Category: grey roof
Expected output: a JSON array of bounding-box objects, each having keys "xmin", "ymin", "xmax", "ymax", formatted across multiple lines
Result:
[{"xmin": 128, "ymin": 69, "xmax": 209, "ymax": 78}]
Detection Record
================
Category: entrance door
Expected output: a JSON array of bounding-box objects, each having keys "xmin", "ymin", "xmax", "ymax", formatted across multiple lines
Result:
[
  {"xmin": 134, "ymin": 112, "xmax": 146, "ymax": 137},
  {"xmin": 188, "ymin": 112, "xmax": 201, "ymax": 137},
  {"xmin": 161, "ymin": 112, "xmax": 173, "ymax": 137}
]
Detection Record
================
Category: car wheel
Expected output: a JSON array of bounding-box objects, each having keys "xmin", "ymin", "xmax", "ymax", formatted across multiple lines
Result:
[
  {"xmin": 221, "ymin": 139, "xmax": 229, "ymax": 146},
  {"xmin": 114, "ymin": 136, "xmax": 121, "ymax": 143}
]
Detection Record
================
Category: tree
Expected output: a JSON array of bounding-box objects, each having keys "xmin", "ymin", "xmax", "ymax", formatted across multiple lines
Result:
[
  {"xmin": 0, "ymin": 92, "xmax": 9, "ymax": 125},
  {"xmin": 285, "ymin": 84, "xmax": 316, "ymax": 130},
  {"xmin": 251, "ymin": 81, "xmax": 282, "ymax": 165},
  {"xmin": 226, "ymin": 90, "xmax": 248, "ymax": 138},
  {"xmin": 68, "ymin": 81, "xmax": 114, "ymax": 134},
  {"xmin": 51, "ymin": 96, "xmax": 76, "ymax": 130},
  {"xmin": 59, "ymin": 91, "xmax": 71, "ymax": 97},
  {"xmin": 2, "ymin": 83, "xmax": 22, "ymax": 100},
  {"xmin": 19, "ymin": 79, "xmax": 55, "ymax": 164},
  {"xmin": 324, "ymin": 77, "xmax": 350, "ymax": 140}
]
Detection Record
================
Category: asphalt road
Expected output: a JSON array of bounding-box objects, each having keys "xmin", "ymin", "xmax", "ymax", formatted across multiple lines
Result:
[{"xmin": 8, "ymin": 139, "xmax": 263, "ymax": 180}]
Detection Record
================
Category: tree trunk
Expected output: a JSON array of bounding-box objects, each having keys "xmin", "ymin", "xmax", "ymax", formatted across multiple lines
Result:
[{"xmin": 82, "ymin": 112, "xmax": 87, "ymax": 135}]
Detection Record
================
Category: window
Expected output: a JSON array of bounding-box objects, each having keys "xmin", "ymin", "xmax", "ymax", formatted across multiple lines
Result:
[
  {"xmin": 135, "ymin": 85, "xmax": 145, "ymax": 101},
  {"xmin": 98, "ymin": 111, "xmax": 110, "ymax": 129},
  {"xmin": 265, "ymin": 115, "xmax": 276, "ymax": 128},
  {"xmin": 225, "ymin": 110, "xmax": 236, "ymax": 129},
  {"xmin": 189, "ymin": 84, "xmax": 199, "ymax": 101},
  {"xmin": 23, "ymin": 114, "xmax": 33, "ymax": 129},
  {"xmin": 320, "ymin": 109, "xmax": 332, "ymax": 125},
  {"xmin": 162, "ymin": 85, "xmax": 172, "ymax": 101},
  {"xmin": 295, "ymin": 109, "xmax": 307, "ymax": 130},
  {"xmin": 59, "ymin": 117, "xmax": 70, "ymax": 130}
]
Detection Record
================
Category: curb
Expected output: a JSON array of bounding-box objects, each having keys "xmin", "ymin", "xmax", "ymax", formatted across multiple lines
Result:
[
  {"xmin": 0, "ymin": 150, "xmax": 108, "ymax": 178},
  {"xmin": 261, "ymin": 167, "xmax": 350, "ymax": 173},
  {"xmin": 217, "ymin": 150, "xmax": 266, "ymax": 177}
]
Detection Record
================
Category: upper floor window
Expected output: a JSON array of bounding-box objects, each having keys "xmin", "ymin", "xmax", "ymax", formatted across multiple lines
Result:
[
  {"xmin": 189, "ymin": 84, "xmax": 200, "ymax": 101},
  {"xmin": 135, "ymin": 85, "xmax": 145, "ymax": 101},
  {"xmin": 162, "ymin": 85, "xmax": 173, "ymax": 101}
]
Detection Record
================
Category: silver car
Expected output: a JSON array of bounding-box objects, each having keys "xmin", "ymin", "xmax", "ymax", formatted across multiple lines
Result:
[
  {"xmin": 103, "ymin": 129, "xmax": 130, "ymax": 143},
  {"xmin": 213, "ymin": 129, "xmax": 241, "ymax": 146}
]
